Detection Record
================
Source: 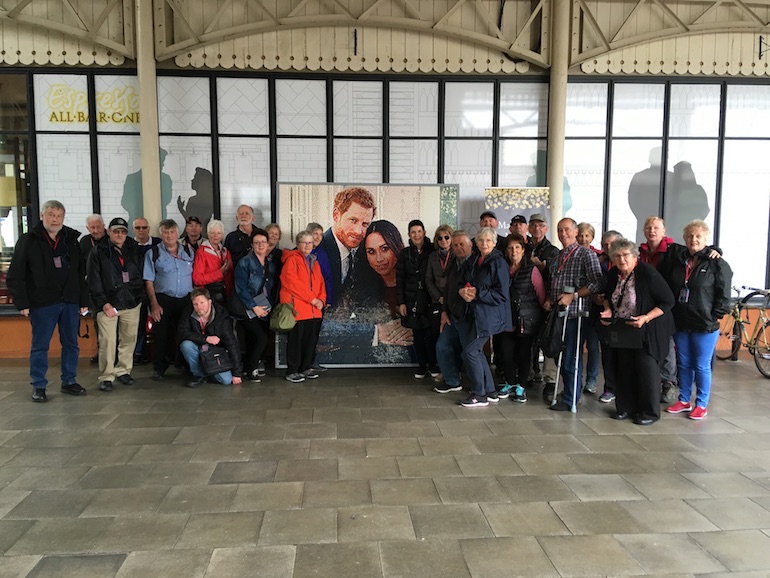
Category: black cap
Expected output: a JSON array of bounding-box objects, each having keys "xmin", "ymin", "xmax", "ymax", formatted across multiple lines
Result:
[
  {"xmin": 108, "ymin": 217, "xmax": 129, "ymax": 231},
  {"xmin": 186, "ymin": 216, "xmax": 202, "ymax": 224},
  {"xmin": 480, "ymin": 210, "xmax": 497, "ymax": 220},
  {"xmin": 511, "ymin": 214, "xmax": 527, "ymax": 224}
]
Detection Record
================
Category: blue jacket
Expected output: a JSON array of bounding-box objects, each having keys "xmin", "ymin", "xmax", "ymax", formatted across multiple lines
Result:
[
  {"xmin": 462, "ymin": 249, "xmax": 512, "ymax": 338},
  {"xmin": 312, "ymin": 244, "xmax": 334, "ymax": 306},
  {"xmin": 235, "ymin": 252, "xmax": 279, "ymax": 313}
]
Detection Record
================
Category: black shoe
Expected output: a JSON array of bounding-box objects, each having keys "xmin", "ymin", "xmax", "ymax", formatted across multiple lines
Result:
[
  {"xmin": 634, "ymin": 416, "xmax": 655, "ymax": 426},
  {"xmin": 247, "ymin": 369, "xmax": 262, "ymax": 383},
  {"xmin": 613, "ymin": 411, "xmax": 630, "ymax": 420},
  {"xmin": 90, "ymin": 356, "xmax": 98, "ymax": 364},
  {"xmin": 61, "ymin": 383, "xmax": 86, "ymax": 396},
  {"xmin": 311, "ymin": 363, "xmax": 327, "ymax": 372},
  {"xmin": 186, "ymin": 375, "xmax": 207, "ymax": 388},
  {"xmin": 152, "ymin": 371, "xmax": 165, "ymax": 381},
  {"xmin": 550, "ymin": 401, "xmax": 570, "ymax": 411},
  {"xmin": 31, "ymin": 388, "xmax": 47, "ymax": 402},
  {"xmin": 133, "ymin": 355, "xmax": 149, "ymax": 366},
  {"xmin": 98, "ymin": 381, "xmax": 113, "ymax": 392},
  {"xmin": 117, "ymin": 374, "xmax": 134, "ymax": 385},
  {"xmin": 542, "ymin": 382, "xmax": 555, "ymax": 403},
  {"xmin": 256, "ymin": 361, "xmax": 266, "ymax": 377}
]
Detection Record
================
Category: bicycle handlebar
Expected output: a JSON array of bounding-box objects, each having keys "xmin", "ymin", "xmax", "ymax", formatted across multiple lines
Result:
[{"xmin": 742, "ymin": 286, "xmax": 770, "ymax": 295}]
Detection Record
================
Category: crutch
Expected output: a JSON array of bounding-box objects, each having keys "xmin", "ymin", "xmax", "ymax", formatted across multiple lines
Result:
[
  {"xmin": 550, "ymin": 305, "xmax": 570, "ymax": 408},
  {"xmin": 570, "ymin": 296, "xmax": 589, "ymax": 414}
]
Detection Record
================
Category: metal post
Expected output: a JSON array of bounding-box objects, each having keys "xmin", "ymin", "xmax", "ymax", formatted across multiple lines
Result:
[{"xmin": 547, "ymin": 0, "xmax": 570, "ymax": 229}]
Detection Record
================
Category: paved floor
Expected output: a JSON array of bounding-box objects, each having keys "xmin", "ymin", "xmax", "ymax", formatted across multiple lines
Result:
[{"xmin": 1, "ymin": 354, "xmax": 770, "ymax": 578}]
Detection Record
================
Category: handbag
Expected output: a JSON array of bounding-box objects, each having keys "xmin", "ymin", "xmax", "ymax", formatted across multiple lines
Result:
[
  {"xmin": 537, "ymin": 308, "xmax": 565, "ymax": 359},
  {"xmin": 199, "ymin": 344, "xmax": 233, "ymax": 375},
  {"xmin": 227, "ymin": 292, "xmax": 248, "ymax": 320},
  {"xmin": 601, "ymin": 318, "xmax": 644, "ymax": 349},
  {"xmin": 270, "ymin": 302, "xmax": 298, "ymax": 333}
]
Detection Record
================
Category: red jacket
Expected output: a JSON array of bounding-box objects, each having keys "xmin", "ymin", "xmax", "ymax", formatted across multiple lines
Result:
[
  {"xmin": 279, "ymin": 250, "xmax": 326, "ymax": 321},
  {"xmin": 192, "ymin": 240, "xmax": 234, "ymax": 296},
  {"xmin": 639, "ymin": 236, "xmax": 674, "ymax": 270}
]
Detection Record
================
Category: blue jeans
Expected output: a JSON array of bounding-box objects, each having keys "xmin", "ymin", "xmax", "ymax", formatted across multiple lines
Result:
[
  {"xmin": 180, "ymin": 340, "xmax": 234, "ymax": 385},
  {"xmin": 29, "ymin": 302, "xmax": 80, "ymax": 389},
  {"xmin": 436, "ymin": 316, "xmax": 465, "ymax": 386},
  {"xmin": 674, "ymin": 330, "xmax": 719, "ymax": 408},
  {"xmin": 561, "ymin": 318, "xmax": 587, "ymax": 406},
  {"xmin": 583, "ymin": 322, "xmax": 600, "ymax": 385},
  {"xmin": 462, "ymin": 324, "xmax": 495, "ymax": 398}
]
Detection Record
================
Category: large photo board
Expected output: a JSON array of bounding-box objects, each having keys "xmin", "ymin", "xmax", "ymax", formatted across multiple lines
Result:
[{"xmin": 276, "ymin": 183, "xmax": 459, "ymax": 367}]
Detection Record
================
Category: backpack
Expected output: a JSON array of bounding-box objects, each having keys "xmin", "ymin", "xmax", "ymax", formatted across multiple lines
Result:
[{"xmin": 151, "ymin": 243, "xmax": 192, "ymax": 263}]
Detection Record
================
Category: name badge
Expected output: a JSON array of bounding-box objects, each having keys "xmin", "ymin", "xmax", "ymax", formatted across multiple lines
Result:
[
  {"xmin": 122, "ymin": 271, "xmax": 130, "ymax": 283},
  {"xmin": 53, "ymin": 256, "xmax": 62, "ymax": 269},
  {"xmin": 678, "ymin": 287, "xmax": 690, "ymax": 303}
]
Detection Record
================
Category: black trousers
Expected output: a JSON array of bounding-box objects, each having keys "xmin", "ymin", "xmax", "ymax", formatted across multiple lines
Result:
[
  {"xmin": 242, "ymin": 316, "xmax": 270, "ymax": 371},
  {"xmin": 152, "ymin": 293, "xmax": 189, "ymax": 374},
  {"xmin": 600, "ymin": 341, "xmax": 616, "ymax": 394},
  {"xmin": 286, "ymin": 318, "xmax": 322, "ymax": 375},
  {"xmin": 612, "ymin": 347, "xmax": 661, "ymax": 421},
  {"xmin": 413, "ymin": 325, "xmax": 437, "ymax": 372},
  {"xmin": 498, "ymin": 331, "xmax": 536, "ymax": 386}
]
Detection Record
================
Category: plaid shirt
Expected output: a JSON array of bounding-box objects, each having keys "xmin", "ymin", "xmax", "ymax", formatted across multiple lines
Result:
[{"xmin": 548, "ymin": 242, "xmax": 604, "ymax": 318}]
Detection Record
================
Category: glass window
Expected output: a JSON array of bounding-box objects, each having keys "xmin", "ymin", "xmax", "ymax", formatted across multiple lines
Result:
[
  {"xmin": 276, "ymin": 79, "xmax": 326, "ymax": 136},
  {"xmin": 219, "ymin": 137, "xmax": 271, "ymax": 227},
  {"xmin": 445, "ymin": 83, "xmax": 494, "ymax": 137},
  {"xmin": 720, "ymin": 140, "xmax": 770, "ymax": 290},
  {"xmin": 34, "ymin": 74, "xmax": 89, "ymax": 132},
  {"xmin": 277, "ymin": 138, "xmax": 327, "ymax": 182},
  {"xmin": 612, "ymin": 84, "xmax": 665, "ymax": 138},
  {"xmin": 389, "ymin": 140, "xmax": 438, "ymax": 183},
  {"xmin": 498, "ymin": 139, "xmax": 544, "ymax": 187},
  {"xmin": 389, "ymin": 82, "xmax": 438, "ymax": 137},
  {"xmin": 565, "ymin": 83, "xmax": 608, "ymax": 137},
  {"xmin": 94, "ymin": 75, "xmax": 141, "ymax": 133},
  {"xmin": 0, "ymin": 135, "xmax": 30, "ymax": 305},
  {"xmin": 96, "ymin": 134, "xmax": 141, "ymax": 225},
  {"xmin": 333, "ymin": 81, "xmax": 382, "ymax": 137},
  {"xmin": 217, "ymin": 78, "xmax": 268, "ymax": 135},
  {"xmin": 563, "ymin": 139, "xmax": 605, "ymax": 225},
  {"xmin": 725, "ymin": 85, "xmax": 770, "ymax": 138},
  {"xmin": 333, "ymin": 139, "xmax": 382, "ymax": 182},
  {"xmin": 665, "ymin": 140, "xmax": 718, "ymax": 240},
  {"xmin": 444, "ymin": 139, "xmax": 493, "ymax": 231},
  {"xmin": 669, "ymin": 84, "xmax": 720, "ymax": 138},
  {"xmin": 157, "ymin": 77, "xmax": 211, "ymax": 134},
  {"xmin": 499, "ymin": 83, "xmax": 548, "ymax": 138},
  {"xmin": 0, "ymin": 74, "xmax": 28, "ymax": 131},
  {"xmin": 157, "ymin": 136, "xmax": 214, "ymax": 226},
  {"xmin": 607, "ymin": 139, "xmax": 663, "ymax": 244}
]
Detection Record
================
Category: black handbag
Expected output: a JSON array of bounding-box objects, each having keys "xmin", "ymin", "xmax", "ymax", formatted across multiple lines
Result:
[
  {"xmin": 537, "ymin": 308, "xmax": 565, "ymax": 359},
  {"xmin": 199, "ymin": 344, "xmax": 233, "ymax": 375},
  {"xmin": 227, "ymin": 292, "xmax": 248, "ymax": 320}
]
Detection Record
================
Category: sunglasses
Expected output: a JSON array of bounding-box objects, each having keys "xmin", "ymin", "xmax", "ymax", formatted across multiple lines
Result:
[
  {"xmin": 438, "ymin": 235, "xmax": 451, "ymax": 241},
  {"xmin": 134, "ymin": 226, "xmax": 149, "ymax": 230}
]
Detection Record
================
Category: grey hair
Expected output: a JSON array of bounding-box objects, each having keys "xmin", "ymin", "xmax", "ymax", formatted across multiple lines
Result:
[
  {"xmin": 306, "ymin": 222, "xmax": 323, "ymax": 232},
  {"xmin": 40, "ymin": 200, "xmax": 66, "ymax": 215},
  {"xmin": 609, "ymin": 238, "xmax": 640, "ymax": 259},
  {"xmin": 601, "ymin": 229, "xmax": 622, "ymax": 242},
  {"xmin": 85, "ymin": 213, "xmax": 104, "ymax": 224},
  {"xmin": 476, "ymin": 226, "xmax": 498, "ymax": 243},
  {"xmin": 295, "ymin": 230, "xmax": 313, "ymax": 245},
  {"xmin": 158, "ymin": 219, "xmax": 178, "ymax": 232},
  {"xmin": 206, "ymin": 219, "xmax": 225, "ymax": 235},
  {"xmin": 683, "ymin": 219, "xmax": 710, "ymax": 240}
]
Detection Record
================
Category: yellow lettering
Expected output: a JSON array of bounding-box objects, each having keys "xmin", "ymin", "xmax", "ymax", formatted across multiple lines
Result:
[
  {"xmin": 98, "ymin": 112, "xmax": 108, "ymax": 123},
  {"xmin": 76, "ymin": 112, "xmax": 88, "ymax": 122}
]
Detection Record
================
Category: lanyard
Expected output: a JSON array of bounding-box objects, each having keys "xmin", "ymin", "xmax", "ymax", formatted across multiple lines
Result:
[
  {"xmin": 439, "ymin": 251, "xmax": 450, "ymax": 272},
  {"xmin": 684, "ymin": 257, "xmax": 697, "ymax": 285},
  {"xmin": 198, "ymin": 318, "xmax": 207, "ymax": 334},
  {"xmin": 557, "ymin": 246, "xmax": 580, "ymax": 273},
  {"xmin": 45, "ymin": 232, "xmax": 60, "ymax": 252},
  {"xmin": 615, "ymin": 271, "xmax": 634, "ymax": 309},
  {"xmin": 116, "ymin": 250, "xmax": 124, "ymax": 269}
]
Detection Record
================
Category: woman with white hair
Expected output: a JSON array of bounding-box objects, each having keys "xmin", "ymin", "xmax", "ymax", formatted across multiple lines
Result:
[
  {"xmin": 661, "ymin": 220, "xmax": 732, "ymax": 421},
  {"xmin": 192, "ymin": 219, "xmax": 234, "ymax": 305}
]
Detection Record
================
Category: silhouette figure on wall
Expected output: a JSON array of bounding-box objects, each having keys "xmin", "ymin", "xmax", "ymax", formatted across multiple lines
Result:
[
  {"xmin": 178, "ymin": 167, "xmax": 214, "ymax": 230},
  {"xmin": 665, "ymin": 160, "xmax": 710, "ymax": 241},
  {"xmin": 121, "ymin": 148, "xmax": 173, "ymax": 225},
  {"xmin": 526, "ymin": 149, "xmax": 572, "ymax": 214},
  {"xmin": 628, "ymin": 147, "xmax": 672, "ymax": 244}
]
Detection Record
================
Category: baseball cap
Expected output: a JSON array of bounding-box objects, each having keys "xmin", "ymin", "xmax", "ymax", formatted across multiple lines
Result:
[
  {"xmin": 529, "ymin": 213, "xmax": 547, "ymax": 224},
  {"xmin": 186, "ymin": 216, "xmax": 202, "ymax": 224},
  {"xmin": 108, "ymin": 217, "xmax": 129, "ymax": 231},
  {"xmin": 479, "ymin": 210, "xmax": 497, "ymax": 220},
  {"xmin": 511, "ymin": 215, "xmax": 527, "ymax": 224}
]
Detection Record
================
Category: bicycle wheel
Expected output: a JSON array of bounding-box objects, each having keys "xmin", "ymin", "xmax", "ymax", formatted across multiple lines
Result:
[
  {"xmin": 741, "ymin": 292, "xmax": 765, "ymax": 354},
  {"xmin": 753, "ymin": 320, "xmax": 770, "ymax": 379},
  {"xmin": 716, "ymin": 315, "xmax": 741, "ymax": 360}
]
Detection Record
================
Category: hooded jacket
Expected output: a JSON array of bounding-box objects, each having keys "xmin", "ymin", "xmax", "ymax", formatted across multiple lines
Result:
[
  {"xmin": 280, "ymin": 249, "xmax": 326, "ymax": 321},
  {"xmin": 87, "ymin": 237, "xmax": 145, "ymax": 312},
  {"xmin": 462, "ymin": 248, "xmax": 512, "ymax": 338}
]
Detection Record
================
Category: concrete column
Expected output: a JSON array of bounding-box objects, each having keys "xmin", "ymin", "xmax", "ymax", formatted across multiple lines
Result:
[
  {"xmin": 547, "ymin": 0, "xmax": 570, "ymax": 230},
  {"xmin": 135, "ymin": 0, "xmax": 161, "ymax": 226}
]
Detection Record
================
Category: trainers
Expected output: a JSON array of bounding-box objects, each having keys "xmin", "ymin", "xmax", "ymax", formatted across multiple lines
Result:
[
  {"xmin": 689, "ymin": 406, "xmax": 708, "ymax": 420},
  {"xmin": 117, "ymin": 374, "xmax": 134, "ymax": 385},
  {"xmin": 459, "ymin": 395, "xmax": 488, "ymax": 407},
  {"xmin": 434, "ymin": 384, "xmax": 462, "ymax": 394},
  {"xmin": 98, "ymin": 381, "xmax": 113, "ymax": 392},
  {"xmin": 311, "ymin": 363, "xmax": 328, "ymax": 372},
  {"xmin": 599, "ymin": 391, "xmax": 616, "ymax": 403},
  {"xmin": 256, "ymin": 361, "xmax": 266, "ymax": 377},
  {"xmin": 302, "ymin": 369, "xmax": 320, "ymax": 379},
  {"xmin": 666, "ymin": 401, "xmax": 693, "ymax": 414},
  {"xmin": 61, "ymin": 383, "xmax": 86, "ymax": 396},
  {"xmin": 661, "ymin": 381, "xmax": 677, "ymax": 404},
  {"xmin": 487, "ymin": 393, "xmax": 499, "ymax": 403},
  {"xmin": 550, "ymin": 401, "xmax": 570, "ymax": 411},
  {"xmin": 512, "ymin": 385, "xmax": 527, "ymax": 403},
  {"xmin": 31, "ymin": 388, "xmax": 47, "ymax": 402},
  {"xmin": 285, "ymin": 373, "xmax": 305, "ymax": 383},
  {"xmin": 414, "ymin": 370, "xmax": 427, "ymax": 379},
  {"xmin": 432, "ymin": 373, "xmax": 444, "ymax": 383},
  {"xmin": 247, "ymin": 369, "xmax": 261, "ymax": 383},
  {"xmin": 584, "ymin": 381, "xmax": 597, "ymax": 394},
  {"xmin": 151, "ymin": 371, "xmax": 165, "ymax": 381},
  {"xmin": 498, "ymin": 384, "xmax": 513, "ymax": 399}
]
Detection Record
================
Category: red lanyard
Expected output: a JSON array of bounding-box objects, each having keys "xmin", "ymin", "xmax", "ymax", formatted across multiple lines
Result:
[
  {"xmin": 198, "ymin": 318, "xmax": 207, "ymax": 334},
  {"xmin": 45, "ymin": 233, "xmax": 60, "ymax": 252},
  {"xmin": 557, "ymin": 246, "xmax": 580, "ymax": 273},
  {"xmin": 439, "ymin": 251, "xmax": 450, "ymax": 272},
  {"xmin": 684, "ymin": 257, "xmax": 697, "ymax": 285}
]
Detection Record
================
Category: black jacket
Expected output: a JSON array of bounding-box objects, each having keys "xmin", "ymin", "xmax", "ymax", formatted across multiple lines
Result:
[
  {"xmin": 87, "ymin": 238, "xmax": 146, "ymax": 312},
  {"xmin": 605, "ymin": 261, "xmax": 676, "ymax": 361},
  {"xmin": 443, "ymin": 254, "xmax": 471, "ymax": 320},
  {"xmin": 462, "ymin": 249, "xmax": 512, "ymax": 338},
  {"xmin": 7, "ymin": 223, "xmax": 88, "ymax": 310},
  {"xmin": 662, "ymin": 244, "xmax": 733, "ymax": 333},
  {"xmin": 531, "ymin": 237, "xmax": 559, "ymax": 284},
  {"xmin": 396, "ymin": 239, "xmax": 435, "ymax": 323},
  {"xmin": 177, "ymin": 303, "xmax": 243, "ymax": 375},
  {"xmin": 508, "ymin": 258, "xmax": 544, "ymax": 336}
]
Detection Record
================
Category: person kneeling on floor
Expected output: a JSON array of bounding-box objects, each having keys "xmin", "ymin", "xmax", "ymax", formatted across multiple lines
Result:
[{"xmin": 178, "ymin": 287, "xmax": 242, "ymax": 387}]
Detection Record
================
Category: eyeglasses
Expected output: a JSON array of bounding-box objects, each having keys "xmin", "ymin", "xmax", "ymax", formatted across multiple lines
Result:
[
  {"xmin": 438, "ymin": 235, "xmax": 450, "ymax": 241},
  {"xmin": 298, "ymin": 241, "xmax": 314, "ymax": 245},
  {"xmin": 253, "ymin": 240, "xmax": 268, "ymax": 245},
  {"xmin": 134, "ymin": 226, "xmax": 149, "ymax": 230}
]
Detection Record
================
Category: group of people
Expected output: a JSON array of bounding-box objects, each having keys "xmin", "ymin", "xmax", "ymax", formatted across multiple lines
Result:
[{"xmin": 8, "ymin": 194, "xmax": 733, "ymax": 425}]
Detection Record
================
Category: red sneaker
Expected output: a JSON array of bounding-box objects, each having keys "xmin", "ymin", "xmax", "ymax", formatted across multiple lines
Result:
[
  {"xmin": 666, "ymin": 401, "xmax": 692, "ymax": 414},
  {"xmin": 689, "ymin": 406, "xmax": 708, "ymax": 420}
]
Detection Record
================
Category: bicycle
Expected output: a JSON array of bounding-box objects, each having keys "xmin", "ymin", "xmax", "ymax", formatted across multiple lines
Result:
[{"xmin": 715, "ymin": 285, "xmax": 770, "ymax": 378}]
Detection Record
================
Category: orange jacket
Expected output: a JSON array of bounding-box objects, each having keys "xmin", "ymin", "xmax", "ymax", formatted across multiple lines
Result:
[{"xmin": 279, "ymin": 250, "xmax": 326, "ymax": 320}]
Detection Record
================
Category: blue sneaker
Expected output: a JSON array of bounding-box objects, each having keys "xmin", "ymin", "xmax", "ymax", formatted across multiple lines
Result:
[
  {"xmin": 512, "ymin": 385, "xmax": 527, "ymax": 403},
  {"xmin": 498, "ymin": 384, "xmax": 513, "ymax": 399}
]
